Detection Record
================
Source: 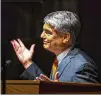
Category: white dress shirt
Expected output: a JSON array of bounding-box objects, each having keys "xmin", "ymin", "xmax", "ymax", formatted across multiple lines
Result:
[{"xmin": 57, "ymin": 47, "xmax": 72, "ymax": 65}]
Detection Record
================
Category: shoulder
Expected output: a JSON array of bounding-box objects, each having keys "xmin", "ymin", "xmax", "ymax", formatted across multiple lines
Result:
[
  {"xmin": 69, "ymin": 48, "xmax": 94, "ymax": 63},
  {"xmin": 65, "ymin": 48, "xmax": 96, "ymax": 69}
]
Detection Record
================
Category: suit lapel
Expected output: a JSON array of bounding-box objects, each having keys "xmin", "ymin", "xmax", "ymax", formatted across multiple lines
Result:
[
  {"xmin": 50, "ymin": 57, "xmax": 71, "ymax": 79},
  {"xmin": 50, "ymin": 56, "xmax": 72, "ymax": 79},
  {"xmin": 57, "ymin": 48, "xmax": 79, "ymax": 78},
  {"xmin": 50, "ymin": 48, "xmax": 80, "ymax": 79}
]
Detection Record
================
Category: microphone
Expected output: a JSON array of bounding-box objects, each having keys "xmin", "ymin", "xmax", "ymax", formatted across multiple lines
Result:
[{"xmin": 1, "ymin": 60, "xmax": 12, "ymax": 71}]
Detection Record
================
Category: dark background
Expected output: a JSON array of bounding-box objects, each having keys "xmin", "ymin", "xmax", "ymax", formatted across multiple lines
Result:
[{"xmin": 1, "ymin": 0, "xmax": 101, "ymax": 82}]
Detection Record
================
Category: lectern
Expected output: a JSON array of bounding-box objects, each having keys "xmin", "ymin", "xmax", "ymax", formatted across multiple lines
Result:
[{"xmin": 2, "ymin": 80, "xmax": 101, "ymax": 94}]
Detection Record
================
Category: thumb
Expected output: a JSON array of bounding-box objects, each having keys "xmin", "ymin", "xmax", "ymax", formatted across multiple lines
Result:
[
  {"xmin": 54, "ymin": 72, "xmax": 59, "ymax": 82},
  {"xmin": 30, "ymin": 44, "xmax": 35, "ymax": 54}
]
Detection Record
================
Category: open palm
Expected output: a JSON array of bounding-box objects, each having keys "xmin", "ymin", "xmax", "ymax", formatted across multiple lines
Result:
[{"xmin": 11, "ymin": 39, "xmax": 35, "ymax": 65}]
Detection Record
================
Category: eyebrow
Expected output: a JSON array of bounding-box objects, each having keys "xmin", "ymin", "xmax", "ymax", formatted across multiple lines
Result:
[
  {"xmin": 43, "ymin": 28, "xmax": 52, "ymax": 32},
  {"xmin": 44, "ymin": 29, "xmax": 49, "ymax": 31}
]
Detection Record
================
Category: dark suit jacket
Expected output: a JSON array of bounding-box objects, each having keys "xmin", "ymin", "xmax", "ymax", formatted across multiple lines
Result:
[{"xmin": 20, "ymin": 48, "xmax": 99, "ymax": 83}]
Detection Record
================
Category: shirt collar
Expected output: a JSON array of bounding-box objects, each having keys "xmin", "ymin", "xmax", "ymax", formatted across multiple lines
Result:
[{"xmin": 56, "ymin": 47, "xmax": 72, "ymax": 65}]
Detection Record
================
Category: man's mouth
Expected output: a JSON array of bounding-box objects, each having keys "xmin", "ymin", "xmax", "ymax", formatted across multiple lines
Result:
[
  {"xmin": 43, "ymin": 41, "xmax": 47, "ymax": 44},
  {"xmin": 43, "ymin": 41, "xmax": 49, "ymax": 44}
]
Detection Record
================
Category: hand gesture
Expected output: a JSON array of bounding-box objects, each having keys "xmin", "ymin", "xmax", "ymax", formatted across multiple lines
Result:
[
  {"xmin": 35, "ymin": 72, "xmax": 59, "ymax": 82},
  {"xmin": 11, "ymin": 39, "xmax": 35, "ymax": 68}
]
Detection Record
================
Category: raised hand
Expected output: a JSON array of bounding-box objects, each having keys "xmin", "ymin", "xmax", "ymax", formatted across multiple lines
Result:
[
  {"xmin": 11, "ymin": 39, "xmax": 35, "ymax": 69},
  {"xmin": 35, "ymin": 72, "xmax": 59, "ymax": 82}
]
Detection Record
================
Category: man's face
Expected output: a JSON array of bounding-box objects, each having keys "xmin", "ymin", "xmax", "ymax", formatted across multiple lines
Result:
[{"xmin": 40, "ymin": 23, "xmax": 66, "ymax": 52}]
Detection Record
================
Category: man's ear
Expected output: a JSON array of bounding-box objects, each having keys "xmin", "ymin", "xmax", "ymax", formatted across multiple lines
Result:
[{"xmin": 62, "ymin": 32, "xmax": 70, "ymax": 44}]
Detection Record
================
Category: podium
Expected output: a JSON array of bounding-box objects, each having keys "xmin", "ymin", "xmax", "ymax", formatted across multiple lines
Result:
[{"xmin": 3, "ymin": 80, "xmax": 101, "ymax": 94}]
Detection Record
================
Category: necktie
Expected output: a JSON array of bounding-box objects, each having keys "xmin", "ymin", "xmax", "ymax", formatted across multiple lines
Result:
[{"xmin": 52, "ymin": 58, "xmax": 58, "ymax": 77}]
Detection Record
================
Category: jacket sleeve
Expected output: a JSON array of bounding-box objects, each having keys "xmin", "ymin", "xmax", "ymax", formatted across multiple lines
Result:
[
  {"xmin": 20, "ymin": 62, "xmax": 44, "ymax": 80},
  {"xmin": 72, "ymin": 62, "xmax": 99, "ymax": 83}
]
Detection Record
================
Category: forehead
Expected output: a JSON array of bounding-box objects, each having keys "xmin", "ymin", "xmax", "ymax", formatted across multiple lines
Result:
[{"xmin": 43, "ymin": 23, "xmax": 53, "ymax": 30}]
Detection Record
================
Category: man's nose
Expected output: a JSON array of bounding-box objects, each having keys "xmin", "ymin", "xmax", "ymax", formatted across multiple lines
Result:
[{"xmin": 40, "ymin": 31, "xmax": 45, "ymax": 38}]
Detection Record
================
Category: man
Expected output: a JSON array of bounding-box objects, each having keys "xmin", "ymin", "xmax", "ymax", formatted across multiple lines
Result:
[{"xmin": 11, "ymin": 11, "xmax": 99, "ymax": 83}]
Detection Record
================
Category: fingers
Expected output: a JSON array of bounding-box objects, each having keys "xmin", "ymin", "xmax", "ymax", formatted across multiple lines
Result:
[
  {"xmin": 17, "ymin": 39, "xmax": 25, "ymax": 47},
  {"xmin": 30, "ymin": 44, "xmax": 35, "ymax": 54},
  {"xmin": 36, "ymin": 77, "xmax": 44, "ymax": 81},
  {"xmin": 35, "ymin": 74, "xmax": 51, "ymax": 81},
  {"xmin": 54, "ymin": 72, "xmax": 59, "ymax": 82},
  {"xmin": 40, "ymin": 74, "xmax": 51, "ymax": 81},
  {"xmin": 35, "ymin": 73, "xmax": 59, "ymax": 82},
  {"xmin": 11, "ymin": 39, "xmax": 25, "ymax": 51},
  {"xmin": 11, "ymin": 40, "xmax": 20, "ymax": 52},
  {"xmin": 14, "ymin": 40, "xmax": 21, "ymax": 47},
  {"xmin": 11, "ymin": 40, "xmax": 15, "ymax": 51},
  {"xmin": 11, "ymin": 39, "xmax": 25, "ymax": 48}
]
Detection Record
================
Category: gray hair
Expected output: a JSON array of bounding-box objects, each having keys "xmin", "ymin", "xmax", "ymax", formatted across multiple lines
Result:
[{"xmin": 44, "ymin": 11, "xmax": 81, "ymax": 46}]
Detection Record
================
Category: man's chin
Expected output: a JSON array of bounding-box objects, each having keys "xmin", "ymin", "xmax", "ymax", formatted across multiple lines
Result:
[
  {"xmin": 43, "ymin": 45, "xmax": 49, "ymax": 49},
  {"xmin": 43, "ymin": 45, "xmax": 54, "ymax": 53}
]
